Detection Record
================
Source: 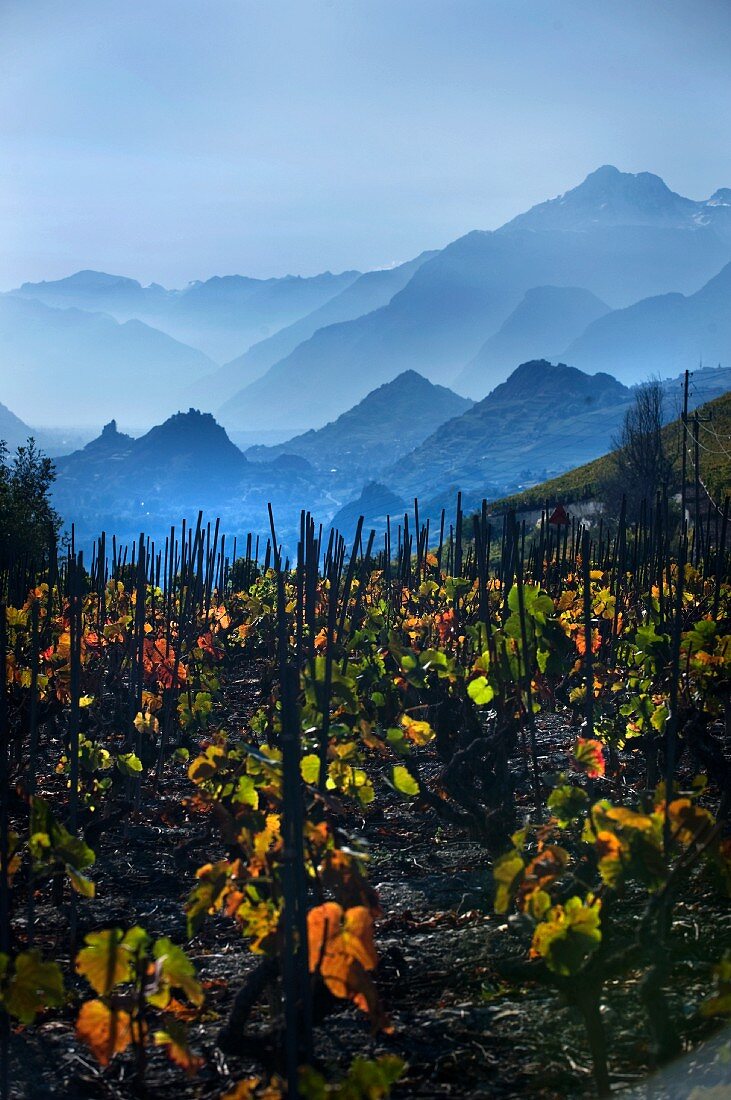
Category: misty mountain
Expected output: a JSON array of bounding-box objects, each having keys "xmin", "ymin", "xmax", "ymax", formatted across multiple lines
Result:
[
  {"xmin": 154, "ymin": 271, "xmax": 362, "ymax": 362},
  {"xmin": 564, "ymin": 262, "xmax": 731, "ymax": 384},
  {"xmin": 0, "ymin": 402, "xmax": 33, "ymax": 452},
  {"xmin": 505, "ymin": 167, "xmax": 731, "ymax": 233},
  {"xmin": 246, "ymin": 370, "xmax": 472, "ymax": 477},
  {"xmin": 0, "ymin": 295, "xmax": 216, "ymax": 428},
  {"xmin": 220, "ymin": 167, "xmax": 731, "ymax": 425},
  {"xmin": 327, "ymin": 482, "xmax": 409, "ymax": 542},
  {"xmin": 384, "ymin": 360, "xmax": 633, "ymax": 500},
  {"xmin": 201, "ymin": 252, "xmax": 436, "ymax": 410},
  {"xmin": 13, "ymin": 269, "xmax": 361, "ymax": 363},
  {"xmin": 13, "ymin": 270, "xmax": 170, "ymax": 315},
  {"xmin": 457, "ymin": 286, "xmax": 610, "ymax": 395},
  {"xmin": 51, "ymin": 409, "xmax": 330, "ymax": 552}
]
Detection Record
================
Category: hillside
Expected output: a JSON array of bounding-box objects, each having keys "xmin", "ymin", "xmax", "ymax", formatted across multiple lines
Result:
[
  {"xmin": 328, "ymin": 482, "xmax": 409, "ymax": 542},
  {"xmin": 564, "ymin": 261, "xmax": 731, "ymax": 384},
  {"xmin": 0, "ymin": 402, "xmax": 33, "ymax": 452},
  {"xmin": 456, "ymin": 285, "xmax": 610, "ymax": 395},
  {"xmin": 484, "ymin": 388, "xmax": 731, "ymax": 513},
  {"xmin": 55, "ymin": 410, "xmax": 247, "ymax": 497},
  {"xmin": 200, "ymin": 252, "xmax": 435, "ymax": 410},
  {"xmin": 246, "ymin": 371, "xmax": 472, "ymax": 476},
  {"xmin": 0, "ymin": 295, "xmax": 216, "ymax": 428},
  {"xmin": 51, "ymin": 409, "xmax": 331, "ymax": 552},
  {"xmin": 13, "ymin": 268, "xmax": 362, "ymax": 363},
  {"xmin": 384, "ymin": 360, "xmax": 633, "ymax": 500},
  {"xmin": 219, "ymin": 166, "xmax": 731, "ymax": 426}
]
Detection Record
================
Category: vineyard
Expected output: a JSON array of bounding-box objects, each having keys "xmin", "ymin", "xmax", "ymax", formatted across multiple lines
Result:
[{"xmin": 1, "ymin": 497, "xmax": 730, "ymax": 1099}]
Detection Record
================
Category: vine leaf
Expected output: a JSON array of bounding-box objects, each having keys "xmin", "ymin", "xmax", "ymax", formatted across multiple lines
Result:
[
  {"xmin": 531, "ymin": 896, "xmax": 602, "ymax": 976},
  {"xmin": 154, "ymin": 1019, "xmax": 203, "ymax": 1074},
  {"xmin": 148, "ymin": 938, "xmax": 203, "ymax": 1008},
  {"xmin": 392, "ymin": 766, "xmax": 419, "ymax": 798},
  {"xmin": 572, "ymin": 738, "xmax": 605, "ymax": 778},
  {"xmin": 3, "ymin": 950, "xmax": 65, "ymax": 1023},
  {"xmin": 75, "ymin": 928, "xmax": 142, "ymax": 994},
  {"xmin": 307, "ymin": 902, "xmax": 387, "ymax": 1026},
  {"xmin": 76, "ymin": 999, "xmax": 135, "ymax": 1065}
]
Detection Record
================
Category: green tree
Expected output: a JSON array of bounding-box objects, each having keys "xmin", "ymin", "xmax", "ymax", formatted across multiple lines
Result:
[{"xmin": 0, "ymin": 437, "xmax": 62, "ymax": 573}]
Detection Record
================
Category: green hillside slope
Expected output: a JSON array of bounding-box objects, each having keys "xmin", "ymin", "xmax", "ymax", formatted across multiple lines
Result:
[{"xmin": 486, "ymin": 389, "xmax": 731, "ymax": 513}]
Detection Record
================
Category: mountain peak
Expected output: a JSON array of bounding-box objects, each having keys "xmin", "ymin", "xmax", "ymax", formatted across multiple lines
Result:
[
  {"xmin": 82, "ymin": 418, "xmax": 134, "ymax": 454},
  {"xmin": 20, "ymin": 270, "xmax": 143, "ymax": 292},
  {"xmin": 502, "ymin": 166, "xmax": 699, "ymax": 232},
  {"xmin": 492, "ymin": 359, "xmax": 629, "ymax": 404},
  {"xmin": 137, "ymin": 408, "xmax": 247, "ymax": 466}
]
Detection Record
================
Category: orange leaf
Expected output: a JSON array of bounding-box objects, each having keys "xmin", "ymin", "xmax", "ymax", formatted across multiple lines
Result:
[
  {"xmin": 307, "ymin": 903, "xmax": 381, "ymax": 1018},
  {"xmin": 76, "ymin": 1000, "xmax": 134, "ymax": 1066}
]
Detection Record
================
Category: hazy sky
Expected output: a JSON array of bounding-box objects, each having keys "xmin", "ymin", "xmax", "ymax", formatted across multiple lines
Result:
[{"xmin": 1, "ymin": 0, "xmax": 730, "ymax": 288}]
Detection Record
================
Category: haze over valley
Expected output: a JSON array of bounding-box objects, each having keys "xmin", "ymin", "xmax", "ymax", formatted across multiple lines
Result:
[{"xmin": 1, "ymin": 166, "xmax": 730, "ymax": 550}]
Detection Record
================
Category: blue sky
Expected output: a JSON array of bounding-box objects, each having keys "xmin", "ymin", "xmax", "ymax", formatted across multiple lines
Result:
[{"xmin": 1, "ymin": 0, "xmax": 729, "ymax": 287}]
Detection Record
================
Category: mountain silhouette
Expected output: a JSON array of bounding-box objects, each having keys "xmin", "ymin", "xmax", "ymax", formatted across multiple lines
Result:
[
  {"xmin": 457, "ymin": 285, "xmax": 610, "ymax": 394},
  {"xmin": 564, "ymin": 261, "xmax": 731, "ymax": 383},
  {"xmin": 246, "ymin": 370, "xmax": 471, "ymax": 477},
  {"xmin": 383, "ymin": 360, "xmax": 633, "ymax": 500},
  {"xmin": 199, "ymin": 252, "xmax": 436, "ymax": 410},
  {"xmin": 0, "ymin": 295, "xmax": 216, "ymax": 428},
  {"xmin": 221, "ymin": 166, "xmax": 731, "ymax": 422},
  {"xmin": 13, "ymin": 268, "xmax": 361, "ymax": 363}
]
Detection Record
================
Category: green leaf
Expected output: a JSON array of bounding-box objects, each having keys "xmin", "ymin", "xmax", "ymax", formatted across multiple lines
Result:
[
  {"xmin": 68, "ymin": 867, "xmax": 96, "ymax": 897},
  {"xmin": 76, "ymin": 929, "xmax": 132, "ymax": 994},
  {"xmin": 531, "ymin": 896, "xmax": 602, "ymax": 976},
  {"xmin": 547, "ymin": 784, "xmax": 589, "ymax": 827},
  {"xmin": 4, "ymin": 951, "xmax": 65, "ymax": 1023},
  {"xmin": 116, "ymin": 752, "xmax": 143, "ymax": 776},
  {"xmin": 392, "ymin": 766, "xmax": 419, "ymax": 798},
  {"xmin": 468, "ymin": 676, "xmax": 495, "ymax": 706},
  {"xmin": 233, "ymin": 774, "xmax": 259, "ymax": 808},
  {"xmin": 185, "ymin": 861, "xmax": 230, "ymax": 937},
  {"xmin": 300, "ymin": 754, "xmax": 321, "ymax": 784},
  {"xmin": 150, "ymin": 938, "xmax": 203, "ymax": 1008}
]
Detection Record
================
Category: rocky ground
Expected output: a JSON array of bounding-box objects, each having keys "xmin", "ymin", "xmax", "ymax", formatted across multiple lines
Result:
[{"xmin": 5, "ymin": 663, "xmax": 731, "ymax": 1099}]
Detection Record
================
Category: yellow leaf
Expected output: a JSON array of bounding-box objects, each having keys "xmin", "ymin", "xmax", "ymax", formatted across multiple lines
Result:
[{"xmin": 76, "ymin": 929, "xmax": 132, "ymax": 995}]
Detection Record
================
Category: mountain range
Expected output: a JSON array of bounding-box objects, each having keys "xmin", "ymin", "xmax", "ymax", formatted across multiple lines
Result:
[
  {"xmin": 384, "ymin": 360, "xmax": 634, "ymax": 500},
  {"xmin": 51, "ymin": 411, "xmax": 326, "ymax": 551},
  {"xmin": 564, "ymin": 261, "xmax": 731, "ymax": 383},
  {"xmin": 0, "ymin": 295, "xmax": 216, "ymax": 428},
  {"xmin": 14, "ymin": 268, "xmax": 361, "ymax": 362},
  {"xmin": 195, "ymin": 252, "xmax": 436, "ymax": 410},
  {"xmin": 217, "ymin": 166, "xmax": 731, "ymax": 428},
  {"xmin": 245, "ymin": 370, "xmax": 472, "ymax": 479},
  {"xmin": 33, "ymin": 356, "xmax": 729, "ymax": 552},
  {"xmin": 4, "ymin": 165, "xmax": 731, "ymax": 438}
]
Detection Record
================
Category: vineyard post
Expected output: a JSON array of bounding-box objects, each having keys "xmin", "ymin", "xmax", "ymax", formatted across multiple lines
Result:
[
  {"xmin": 68, "ymin": 553, "xmax": 83, "ymax": 947},
  {"xmin": 269, "ymin": 505, "xmax": 313, "ymax": 1086},
  {"xmin": 582, "ymin": 530, "xmax": 594, "ymax": 740},
  {"xmin": 27, "ymin": 601, "xmax": 39, "ymax": 946},
  {"xmin": 512, "ymin": 515, "xmax": 541, "ymax": 811},
  {"xmin": 680, "ymin": 369, "xmax": 689, "ymax": 530},
  {"xmin": 0, "ymin": 604, "xmax": 9, "ymax": 958},
  {"xmin": 664, "ymin": 521, "xmax": 687, "ymax": 853},
  {"xmin": 712, "ymin": 495, "xmax": 729, "ymax": 620},
  {"xmin": 0, "ymin": 604, "xmax": 7, "ymax": 1100}
]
